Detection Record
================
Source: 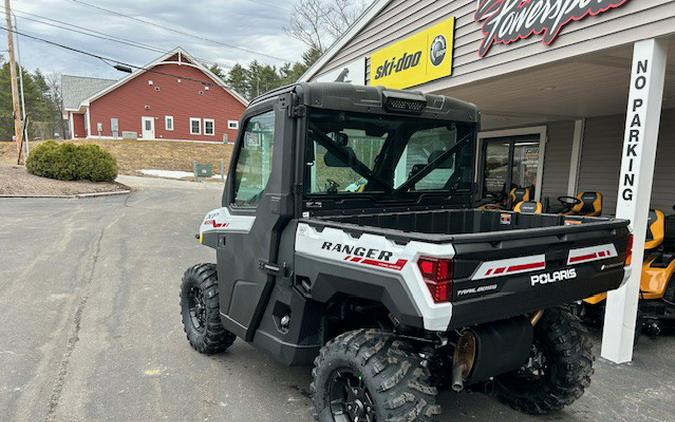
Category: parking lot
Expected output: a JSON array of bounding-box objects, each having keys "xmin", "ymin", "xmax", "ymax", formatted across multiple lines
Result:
[{"xmin": 1, "ymin": 176, "xmax": 674, "ymax": 422}]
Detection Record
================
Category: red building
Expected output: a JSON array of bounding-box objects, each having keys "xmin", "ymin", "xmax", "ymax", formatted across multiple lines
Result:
[{"xmin": 63, "ymin": 48, "xmax": 247, "ymax": 143}]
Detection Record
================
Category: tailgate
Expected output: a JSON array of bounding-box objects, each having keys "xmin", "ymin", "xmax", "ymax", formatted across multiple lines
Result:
[{"xmin": 448, "ymin": 222, "xmax": 631, "ymax": 328}]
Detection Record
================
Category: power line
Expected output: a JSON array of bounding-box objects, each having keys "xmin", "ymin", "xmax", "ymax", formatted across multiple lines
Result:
[
  {"xmin": 240, "ymin": 0, "xmax": 292, "ymax": 13},
  {"xmin": 66, "ymin": 0, "xmax": 293, "ymax": 62},
  {"xmin": 1, "ymin": 6, "xmax": 232, "ymax": 70},
  {"xmin": 0, "ymin": 25, "xmax": 218, "ymax": 87},
  {"xmin": 11, "ymin": 12, "xmax": 165, "ymax": 53}
]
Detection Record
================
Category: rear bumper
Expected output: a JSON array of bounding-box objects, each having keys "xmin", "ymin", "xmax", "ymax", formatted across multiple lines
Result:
[{"xmin": 448, "ymin": 265, "xmax": 625, "ymax": 329}]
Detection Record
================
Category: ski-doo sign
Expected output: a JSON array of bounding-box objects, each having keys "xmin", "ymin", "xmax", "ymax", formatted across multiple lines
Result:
[
  {"xmin": 474, "ymin": 0, "xmax": 629, "ymax": 57},
  {"xmin": 369, "ymin": 17, "xmax": 455, "ymax": 89}
]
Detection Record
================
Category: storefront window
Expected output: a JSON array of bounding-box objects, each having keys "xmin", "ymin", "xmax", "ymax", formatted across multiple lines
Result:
[
  {"xmin": 483, "ymin": 142, "xmax": 510, "ymax": 193},
  {"xmin": 481, "ymin": 136, "xmax": 540, "ymax": 199},
  {"xmin": 512, "ymin": 142, "xmax": 540, "ymax": 190}
]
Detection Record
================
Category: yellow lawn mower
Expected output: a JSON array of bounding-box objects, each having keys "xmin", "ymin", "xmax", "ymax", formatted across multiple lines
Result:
[{"xmin": 580, "ymin": 206, "xmax": 675, "ymax": 337}]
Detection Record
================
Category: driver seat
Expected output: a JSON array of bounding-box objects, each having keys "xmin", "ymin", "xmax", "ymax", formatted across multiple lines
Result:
[
  {"xmin": 509, "ymin": 187, "xmax": 531, "ymax": 209},
  {"xmin": 569, "ymin": 191, "xmax": 603, "ymax": 216},
  {"xmin": 514, "ymin": 201, "xmax": 543, "ymax": 214}
]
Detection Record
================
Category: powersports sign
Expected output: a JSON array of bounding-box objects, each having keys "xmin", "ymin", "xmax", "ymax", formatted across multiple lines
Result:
[
  {"xmin": 474, "ymin": 0, "xmax": 630, "ymax": 57},
  {"xmin": 369, "ymin": 17, "xmax": 455, "ymax": 90}
]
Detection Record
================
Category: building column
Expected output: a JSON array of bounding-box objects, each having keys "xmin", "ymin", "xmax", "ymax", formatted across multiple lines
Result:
[
  {"xmin": 601, "ymin": 38, "xmax": 668, "ymax": 363},
  {"xmin": 567, "ymin": 119, "xmax": 584, "ymax": 196},
  {"xmin": 68, "ymin": 113, "xmax": 75, "ymax": 140}
]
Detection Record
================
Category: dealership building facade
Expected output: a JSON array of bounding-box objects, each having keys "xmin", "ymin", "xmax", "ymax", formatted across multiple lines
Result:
[{"xmin": 301, "ymin": 0, "xmax": 675, "ymax": 363}]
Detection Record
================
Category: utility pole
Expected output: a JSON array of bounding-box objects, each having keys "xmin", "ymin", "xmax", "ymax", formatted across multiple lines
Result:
[
  {"xmin": 14, "ymin": 14, "xmax": 28, "ymax": 157},
  {"xmin": 4, "ymin": 0, "xmax": 23, "ymax": 159}
]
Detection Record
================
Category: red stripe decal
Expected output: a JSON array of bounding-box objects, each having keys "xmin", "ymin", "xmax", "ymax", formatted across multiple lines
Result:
[
  {"xmin": 360, "ymin": 258, "xmax": 408, "ymax": 271},
  {"xmin": 494, "ymin": 267, "xmax": 506, "ymax": 275},
  {"xmin": 351, "ymin": 257, "xmax": 362, "ymax": 262},
  {"xmin": 507, "ymin": 261, "xmax": 546, "ymax": 272},
  {"xmin": 205, "ymin": 220, "xmax": 229, "ymax": 229},
  {"xmin": 485, "ymin": 268, "xmax": 494, "ymax": 276},
  {"xmin": 344, "ymin": 255, "xmax": 352, "ymax": 261},
  {"xmin": 570, "ymin": 252, "xmax": 598, "ymax": 263}
]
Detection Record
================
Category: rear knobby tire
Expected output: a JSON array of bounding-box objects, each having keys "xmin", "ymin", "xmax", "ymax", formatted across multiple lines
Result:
[
  {"xmin": 311, "ymin": 329, "xmax": 441, "ymax": 422},
  {"xmin": 180, "ymin": 263, "xmax": 235, "ymax": 354},
  {"xmin": 494, "ymin": 308, "xmax": 594, "ymax": 415}
]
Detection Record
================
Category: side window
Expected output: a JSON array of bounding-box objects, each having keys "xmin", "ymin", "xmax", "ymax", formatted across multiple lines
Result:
[{"xmin": 232, "ymin": 111, "xmax": 275, "ymax": 207}]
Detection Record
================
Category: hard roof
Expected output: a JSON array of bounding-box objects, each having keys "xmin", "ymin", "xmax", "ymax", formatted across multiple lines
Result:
[{"xmin": 62, "ymin": 75, "xmax": 117, "ymax": 111}]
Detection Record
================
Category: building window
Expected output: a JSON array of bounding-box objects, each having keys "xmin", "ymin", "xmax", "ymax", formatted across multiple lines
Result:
[
  {"xmin": 204, "ymin": 119, "xmax": 215, "ymax": 136},
  {"xmin": 110, "ymin": 118, "xmax": 119, "ymax": 132},
  {"xmin": 228, "ymin": 120, "xmax": 239, "ymax": 130},
  {"xmin": 190, "ymin": 118, "xmax": 201, "ymax": 135},
  {"xmin": 165, "ymin": 116, "xmax": 174, "ymax": 131}
]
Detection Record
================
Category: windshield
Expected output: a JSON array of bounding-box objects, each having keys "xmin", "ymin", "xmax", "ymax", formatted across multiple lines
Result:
[{"xmin": 305, "ymin": 109, "xmax": 475, "ymax": 196}]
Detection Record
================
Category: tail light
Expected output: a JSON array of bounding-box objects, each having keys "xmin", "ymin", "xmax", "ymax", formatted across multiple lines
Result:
[
  {"xmin": 625, "ymin": 233, "xmax": 634, "ymax": 265},
  {"xmin": 417, "ymin": 257, "xmax": 454, "ymax": 303}
]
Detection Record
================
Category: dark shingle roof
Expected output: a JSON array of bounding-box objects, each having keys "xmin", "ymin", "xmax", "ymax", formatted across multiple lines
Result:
[{"xmin": 62, "ymin": 75, "xmax": 117, "ymax": 110}]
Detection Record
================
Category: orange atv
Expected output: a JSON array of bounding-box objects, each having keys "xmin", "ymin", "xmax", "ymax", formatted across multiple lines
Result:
[{"xmin": 581, "ymin": 206, "xmax": 675, "ymax": 337}]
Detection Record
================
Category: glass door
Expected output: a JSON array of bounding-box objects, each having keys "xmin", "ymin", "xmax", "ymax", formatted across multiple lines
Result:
[{"xmin": 481, "ymin": 135, "xmax": 541, "ymax": 204}]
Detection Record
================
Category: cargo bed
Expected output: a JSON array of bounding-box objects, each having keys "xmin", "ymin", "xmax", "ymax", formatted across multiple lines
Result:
[{"xmin": 300, "ymin": 208, "xmax": 631, "ymax": 328}]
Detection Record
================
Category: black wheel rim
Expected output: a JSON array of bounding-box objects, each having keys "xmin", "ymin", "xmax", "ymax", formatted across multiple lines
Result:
[
  {"xmin": 187, "ymin": 286, "xmax": 206, "ymax": 333},
  {"xmin": 327, "ymin": 369, "xmax": 376, "ymax": 422}
]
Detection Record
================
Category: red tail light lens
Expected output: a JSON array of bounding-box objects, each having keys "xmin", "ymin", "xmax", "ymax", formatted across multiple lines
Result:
[
  {"xmin": 625, "ymin": 233, "xmax": 634, "ymax": 265},
  {"xmin": 417, "ymin": 257, "xmax": 454, "ymax": 303}
]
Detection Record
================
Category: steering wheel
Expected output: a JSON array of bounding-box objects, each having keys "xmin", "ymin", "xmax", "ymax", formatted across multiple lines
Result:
[
  {"xmin": 558, "ymin": 196, "xmax": 582, "ymax": 206},
  {"xmin": 557, "ymin": 195, "xmax": 582, "ymax": 213},
  {"xmin": 325, "ymin": 178, "xmax": 340, "ymax": 194},
  {"xmin": 481, "ymin": 204, "xmax": 504, "ymax": 211},
  {"xmin": 477, "ymin": 191, "xmax": 507, "ymax": 211}
]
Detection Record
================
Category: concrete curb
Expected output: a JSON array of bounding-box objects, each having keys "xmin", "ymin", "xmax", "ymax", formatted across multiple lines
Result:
[{"xmin": 0, "ymin": 189, "xmax": 132, "ymax": 199}]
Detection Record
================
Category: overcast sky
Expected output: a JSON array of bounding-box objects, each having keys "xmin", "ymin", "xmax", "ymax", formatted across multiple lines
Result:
[{"xmin": 8, "ymin": 0, "xmax": 308, "ymax": 79}]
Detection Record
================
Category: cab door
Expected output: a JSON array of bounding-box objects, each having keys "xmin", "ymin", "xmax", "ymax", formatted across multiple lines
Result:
[{"xmin": 216, "ymin": 104, "xmax": 293, "ymax": 341}]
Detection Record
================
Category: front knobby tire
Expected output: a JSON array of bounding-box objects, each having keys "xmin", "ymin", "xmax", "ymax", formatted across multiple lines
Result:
[
  {"xmin": 494, "ymin": 307, "xmax": 594, "ymax": 415},
  {"xmin": 311, "ymin": 329, "xmax": 441, "ymax": 422},
  {"xmin": 180, "ymin": 263, "xmax": 235, "ymax": 354}
]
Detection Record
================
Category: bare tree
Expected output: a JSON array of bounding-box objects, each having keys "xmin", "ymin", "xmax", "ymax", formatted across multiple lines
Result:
[
  {"xmin": 46, "ymin": 73, "xmax": 67, "ymax": 139},
  {"xmin": 285, "ymin": 0, "xmax": 368, "ymax": 53}
]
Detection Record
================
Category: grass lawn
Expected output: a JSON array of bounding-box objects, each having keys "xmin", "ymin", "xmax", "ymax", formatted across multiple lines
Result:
[{"xmin": 0, "ymin": 139, "xmax": 233, "ymax": 176}]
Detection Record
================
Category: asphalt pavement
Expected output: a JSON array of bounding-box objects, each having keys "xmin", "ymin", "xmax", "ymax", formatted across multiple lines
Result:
[{"xmin": 1, "ymin": 176, "xmax": 674, "ymax": 422}]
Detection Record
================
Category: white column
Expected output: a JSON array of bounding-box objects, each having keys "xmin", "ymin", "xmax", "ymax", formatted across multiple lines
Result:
[
  {"xmin": 567, "ymin": 119, "xmax": 585, "ymax": 196},
  {"xmin": 69, "ymin": 113, "xmax": 75, "ymax": 139},
  {"xmin": 601, "ymin": 39, "xmax": 668, "ymax": 363}
]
